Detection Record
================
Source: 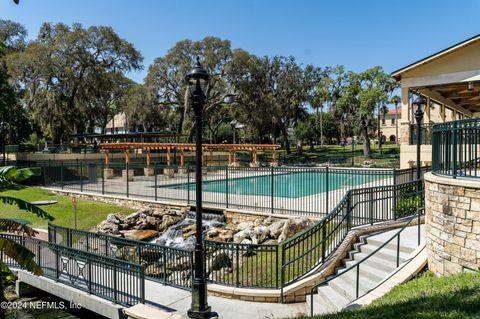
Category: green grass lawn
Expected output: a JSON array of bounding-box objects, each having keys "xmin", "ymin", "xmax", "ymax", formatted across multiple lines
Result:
[
  {"xmin": 307, "ymin": 271, "xmax": 480, "ymax": 319},
  {"xmin": 253, "ymin": 144, "xmax": 400, "ymax": 168},
  {"xmin": 0, "ymin": 186, "xmax": 134, "ymax": 230}
]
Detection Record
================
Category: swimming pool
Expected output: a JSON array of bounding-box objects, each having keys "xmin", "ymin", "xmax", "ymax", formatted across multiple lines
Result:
[{"xmin": 162, "ymin": 171, "xmax": 389, "ymax": 198}]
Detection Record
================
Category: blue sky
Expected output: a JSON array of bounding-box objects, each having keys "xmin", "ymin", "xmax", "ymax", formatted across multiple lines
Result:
[{"xmin": 1, "ymin": 0, "xmax": 479, "ymax": 83}]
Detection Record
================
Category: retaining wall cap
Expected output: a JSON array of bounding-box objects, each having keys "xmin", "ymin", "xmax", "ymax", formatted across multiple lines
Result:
[{"xmin": 425, "ymin": 172, "xmax": 480, "ymax": 189}]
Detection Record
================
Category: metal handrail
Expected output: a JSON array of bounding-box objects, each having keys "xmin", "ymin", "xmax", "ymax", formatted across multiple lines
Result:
[
  {"xmin": 0, "ymin": 234, "xmax": 145, "ymax": 306},
  {"xmin": 309, "ymin": 207, "xmax": 424, "ymax": 316}
]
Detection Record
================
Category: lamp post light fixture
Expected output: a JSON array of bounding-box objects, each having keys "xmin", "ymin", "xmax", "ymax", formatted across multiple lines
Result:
[
  {"xmin": 412, "ymin": 95, "xmax": 426, "ymax": 180},
  {"xmin": 185, "ymin": 57, "xmax": 213, "ymax": 319}
]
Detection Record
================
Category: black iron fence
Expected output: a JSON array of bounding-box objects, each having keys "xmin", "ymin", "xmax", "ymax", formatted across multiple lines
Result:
[
  {"xmin": 278, "ymin": 179, "xmax": 424, "ymax": 295},
  {"xmin": 30, "ymin": 161, "xmax": 427, "ymax": 216},
  {"xmin": 432, "ymin": 118, "xmax": 480, "ymax": 178},
  {"xmin": 45, "ymin": 177, "xmax": 423, "ymax": 295},
  {"xmin": 48, "ymin": 223, "xmax": 194, "ymax": 290},
  {"xmin": 0, "ymin": 234, "xmax": 144, "ymax": 306}
]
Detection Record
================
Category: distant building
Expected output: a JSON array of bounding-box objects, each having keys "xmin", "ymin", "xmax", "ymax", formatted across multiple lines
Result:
[
  {"xmin": 105, "ymin": 113, "xmax": 143, "ymax": 134},
  {"xmin": 380, "ymin": 107, "xmax": 401, "ymax": 144}
]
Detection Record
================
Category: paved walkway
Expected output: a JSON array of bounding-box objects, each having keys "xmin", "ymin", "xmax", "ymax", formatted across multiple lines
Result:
[{"xmin": 144, "ymin": 281, "xmax": 309, "ymax": 319}]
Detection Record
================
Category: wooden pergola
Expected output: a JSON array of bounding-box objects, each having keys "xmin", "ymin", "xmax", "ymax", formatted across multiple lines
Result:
[{"xmin": 98, "ymin": 142, "xmax": 280, "ymax": 167}]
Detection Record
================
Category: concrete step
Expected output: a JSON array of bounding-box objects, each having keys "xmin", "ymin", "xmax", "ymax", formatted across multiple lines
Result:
[
  {"xmin": 364, "ymin": 236, "xmax": 418, "ymax": 254},
  {"xmin": 309, "ymin": 225, "xmax": 425, "ymax": 315},
  {"xmin": 356, "ymin": 243, "xmax": 413, "ymax": 261},
  {"xmin": 336, "ymin": 262, "xmax": 387, "ymax": 285},
  {"xmin": 311, "ymin": 283, "xmax": 351, "ymax": 312}
]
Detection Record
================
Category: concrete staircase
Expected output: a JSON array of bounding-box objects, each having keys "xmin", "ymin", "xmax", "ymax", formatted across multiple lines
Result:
[{"xmin": 308, "ymin": 225, "xmax": 425, "ymax": 314}]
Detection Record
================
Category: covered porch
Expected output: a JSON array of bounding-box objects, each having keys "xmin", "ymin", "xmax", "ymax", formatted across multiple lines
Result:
[{"xmin": 392, "ymin": 34, "xmax": 480, "ymax": 168}]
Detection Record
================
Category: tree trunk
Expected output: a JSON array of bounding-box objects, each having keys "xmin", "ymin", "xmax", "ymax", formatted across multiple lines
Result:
[
  {"xmin": 281, "ymin": 126, "xmax": 291, "ymax": 154},
  {"xmin": 362, "ymin": 122, "xmax": 372, "ymax": 159},
  {"xmin": 320, "ymin": 107, "xmax": 324, "ymax": 147}
]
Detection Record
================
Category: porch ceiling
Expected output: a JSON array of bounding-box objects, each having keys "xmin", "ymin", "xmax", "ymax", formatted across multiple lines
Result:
[{"xmin": 422, "ymin": 81, "xmax": 480, "ymax": 114}]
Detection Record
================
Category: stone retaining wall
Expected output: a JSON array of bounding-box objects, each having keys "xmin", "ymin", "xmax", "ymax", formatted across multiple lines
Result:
[{"xmin": 424, "ymin": 173, "xmax": 480, "ymax": 275}]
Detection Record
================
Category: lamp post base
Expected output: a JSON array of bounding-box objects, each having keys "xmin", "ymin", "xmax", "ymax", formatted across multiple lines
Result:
[{"xmin": 187, "ymin": 307, "xmax": 214, "ymax": 319}]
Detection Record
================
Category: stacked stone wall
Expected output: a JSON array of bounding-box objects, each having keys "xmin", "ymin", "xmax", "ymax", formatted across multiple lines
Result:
[{"xmin": 425, "ymin": 173, "xmax": 480, "ymax": 275}]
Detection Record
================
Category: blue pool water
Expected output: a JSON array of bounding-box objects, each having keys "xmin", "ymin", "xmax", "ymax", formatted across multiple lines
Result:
[{"xmin": 162, "ymin": 171, "xmax": 388, "ymax": 198}]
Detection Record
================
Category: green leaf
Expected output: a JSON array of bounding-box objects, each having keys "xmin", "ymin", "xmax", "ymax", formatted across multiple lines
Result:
[
  {"xmin": 0, "ymin": 218, "xmax": 36, "ymax": 236},
  {"xmin": 0, "ymin": 238, "xmax": 42, "ymax": 276},
  {"xmin": 12, "ymin": 167, "xmax": 40, "ymax": 182},
  {"xmin": 0, "ymin": 260, "xmax": 15, "ymax": 280}
]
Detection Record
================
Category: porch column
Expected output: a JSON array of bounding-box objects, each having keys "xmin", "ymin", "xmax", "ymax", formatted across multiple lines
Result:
[
  {"xmin": 144, "ymin": 148, "xmax": 154, "ymax": 176},
  {"xmin": 104, "ymin": 149, "xmax": 114, "ymax": 179}
]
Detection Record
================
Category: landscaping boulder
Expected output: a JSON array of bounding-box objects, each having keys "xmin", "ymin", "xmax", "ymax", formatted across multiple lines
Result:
[
  {"xmin": 120, "ymin": 229, "xmax": 159, "ymax": 241},
  {"xmin": 268, "ymin": 220, "xmax": 286, "ymax": 239},
  {"xmin": 277, "ymin": 217, "xmax": 310, "ymax": 242},
  {"xmin": 106, "ymin": 213, "xmax": 122, "ymax": 224},
  {"xmin": 95, "ymin": 220, "xmax": 120, "ymax": 235}
]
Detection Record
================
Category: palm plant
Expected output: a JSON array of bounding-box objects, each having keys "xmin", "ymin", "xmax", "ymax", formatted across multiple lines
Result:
[{"xmin": 0, "ymin": 166, "xmax": 53, "ymax": 317}]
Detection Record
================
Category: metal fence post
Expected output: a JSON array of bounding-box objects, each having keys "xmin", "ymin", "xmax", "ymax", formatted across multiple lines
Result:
[
  {"xmin": 126, "ymin": 162, "xmax": 129, "ymax": 198},
  {"xmin": 113, "ymin": 262, "xmax": 118, "ymax": 302},
  {"xmin": 226, "ymin": 165, "xmax": 229, "ymax": 208},
  {"xmin": 453, "ymin": 122, "xmax": 458, "ymax": 178},
  {"xmin": 101, "ymin": 161, "xmax": 105, "ymax": 195},
  {"xmin": 393, "ymin": 168, "xmax": 397, "ymax": 220},
  {"xmin": 325, "ymin": 166, "xmax": 330, "ymax": 213},
  {"xmin": 369, "ymin": 187, "xmax": 374, "ymax": 225},
  {"xmin": 140, "ymin": 266, "xmax": 145, "ymax": 304},
  {"xmin": 80, "ymin": 161, "xmax": 83, "ymax": 193},
  {"xmin": 271, "ymin": 165, "xmax": 274, "ymax": 214},
  {"xmin": 60, "ymin": 161, "xmax": 64, "ymax": 190},
  {"xmin": 154, "ymin": 163, "xmax": 158, "ymax": 201},
  {"xmin": 187, "ymin": 164, "xmax": 190, "ymax": 205},
  {"xmin": 346, "ymin": 191, "xmax": 352, "ymax": 230},
  {"xmin": 321, "ymin": 220, "xmax": 327, "ymax": 263},
  {"xmin": 235, "ymin": 244, "xmax": 240, "ymax": 287}
]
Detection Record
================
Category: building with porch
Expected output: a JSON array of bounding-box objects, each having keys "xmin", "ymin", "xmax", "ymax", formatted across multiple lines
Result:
[
  {"xmin": 392, "ymin": 34, "xmax": 480, "ymax": 169},
  {"xmin": 394, "ymin": 34, "xmax": 480, "ymax": 275}
]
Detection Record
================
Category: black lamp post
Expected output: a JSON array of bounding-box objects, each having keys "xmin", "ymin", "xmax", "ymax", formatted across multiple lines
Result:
[
  {"xmin": 412, "ymin": 95, "xmax": 426, "ymax": 180},
  {"xmin": 186, "ymin": 57, "xmax": 212, "ymax": 319}
]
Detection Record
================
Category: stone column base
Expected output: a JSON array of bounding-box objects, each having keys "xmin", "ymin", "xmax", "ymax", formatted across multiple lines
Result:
[
  {"xmin": 163, "ymin": 167, "xmax": 176, "ymax": 178},
  {"xmin": 104, "ymin": 169, "xmax": 114, "ymax": 179},
  {"xmin": 122, "ymin": 169, "xmax": 134, "ymax": 181},
  {"xmin": 270, "ymin": 161, "xmax": 279, "ymax": 167},
  {"xmin": 228, "ymin": 162, "xmax": 240, "ymax": 167},
  {"xmin": 144, "ymin": 167, "xmax": 154, "ymax": 176},
  {"xmin": 178, "ymin": 167, "xmax": 188, "ymax": 175},
  {"xmin": 249, "ymin": 161, "xmax": 260, "ymax": 168}
]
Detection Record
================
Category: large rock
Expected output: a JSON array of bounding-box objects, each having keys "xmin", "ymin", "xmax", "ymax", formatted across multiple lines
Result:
[
  {"xmin": 106, "ymin": 214, "xmax": 122, "ymax": 224},
  {"xmin": 182, "ymin": 224, "xmax": 196, "ymax": 239},
  {"xmin": 206, "ymin": 228, "xmax": 234, "ymax": 242},
  {"xmin": 146, "ymin": 216, "xmax": 157, "ymax": 227},
  {"xmin": 253, "ymin": 226, "xmax": 270, "ymax": 243},
  {"xmin": 157, "ymin": 214, "xmax": 183, "ymax": 233},
  {"xmin": 206, "ymin": 251, "xmax": 232, "ymax": 276},
  {"xmin": 115, "ymin": 246, "xmax": 138, "ymax": 262},
  {"xmin": 277, "ymin": 217, "xmax": 310, "ymax": 242},
  {"xmin": 95, "ymin": 220, "xmax": 120, "ymax": 235},
  {"xmin": 268, "ymin": 220, "xmax": 286, "ymax": 239},
  {"xmin": 236, "ymin": 221, "xmax": 254, "ymax": 232},
  {"xmin": 233, "ymin": 228, "xmax": 253, "ymax": 243},
  {"xmin": 124, "ymin": 212, "xmax": 140, "ymax": 225},
  {"xmin": 120, "ymin": 229, "xmax": 159, "ymax": 241}
]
